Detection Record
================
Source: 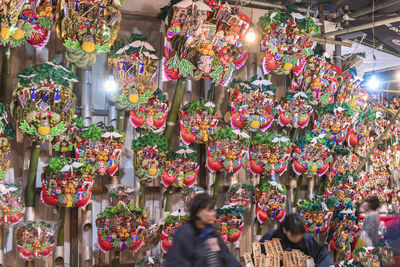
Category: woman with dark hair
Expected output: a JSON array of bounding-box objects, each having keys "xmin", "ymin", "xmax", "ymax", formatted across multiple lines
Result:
[
  {"xmin": 260, "ymin": 214, "xmax": 331, "ymax": 267},
  {"xmin": 166, "ymin": 193, "xmax": 241, "ymax": 267},
  {"xmin": 360, "ymin": 195, "xmax": 381, "ymax": 245}
]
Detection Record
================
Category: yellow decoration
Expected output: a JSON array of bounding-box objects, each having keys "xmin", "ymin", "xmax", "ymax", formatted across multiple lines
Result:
[
  {"xmin": 82, "ymin": 41, "xmax": 96, "ymax": 53},
  {"xmin": 11, "ymin": 29, "xmax": 24, "ymax": 40},
  {"xmin": 128, "ymin": 94, "xmax": 139, "ymax": 103},
  {"xmin": 37, "ymin": 126, "xmax": 51, "ymax": 136},
  {"xmin": 283, "ymin": 63, "xmax": 293, "ymax": 71},
  {"xmin": 0, "ymin": 27, "xmax": 10, "ymax": 40},
  {"xmin": 148, "ymin": 168, "xmax": 157, "ymax": 176},
  {"xmin": 310, "ymin": 165, "xmax": 318, "ymax": 172},
  {"xmin": 60, "ymin": 147, "xmax": 68, "ymax": 153},
  {"xmin": 249, "ymin": 120, "xmax": 260, "ymax": 129}
]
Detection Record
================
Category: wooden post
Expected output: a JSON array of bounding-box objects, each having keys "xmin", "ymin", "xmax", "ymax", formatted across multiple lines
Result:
[
  {"xmin": 0, "ymin": 45, "xmax": 12, "ymax": 104},
  {"xmin": 213, "ymin": 172, "xmax": 221, "ymax": 199}
]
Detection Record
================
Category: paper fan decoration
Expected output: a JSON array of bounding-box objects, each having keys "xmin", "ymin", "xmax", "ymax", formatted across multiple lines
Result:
[
  {"xmin": 226, "ymin": 183, "xmax": 254, "ymax": 208},
  {"xmin": 249, "ymin": 132, "xmax": 292, "ymax": 176},
  {"xmin": 215, "ymin": 204, "xmax": 245, "ymax": 244},
  {"xmin": 160, "ymin": 211, "xmax": 189, "ymax": 253},
  {"xmin": 96, "ymin": 201, "xmax": 148, "ymax": 252},
  {"xmin": 0, "ymin": 183, "xmax": 25, "ymax": 226},
  {"xmin": 56, "ymin": 0, "xmax": 122, "ymax": 68},
  {"xmin": 109, "ymin": 34, "xmax": 159, "ymax": 110},
  {"xmin": 17, "ymin": 220, "xmax": 56, "ymax": 260},
  {"xmin": 75, "ymin": 124, "xmax": 124, "ymax": 176},
  {"xmin": 291, "ymin": 58, "xmax": 343, "ymax": 106},
  {"xmin": 297, "ymin": 196, "xmax": 338, "ymax": 234},
  {"xmin": 229, "ymin": 77, "xmax": 277, "ymax": 132},
  {"xmin": 22, "ymin": 0, "xmax": 56, "ymax": 49},
  {"xmin": 131, "ymin": 132, "xmax": 168, "ymax": 184},
  {"xmin": 10, "ymin": 61, "xmax": 77, "ymax": 141},
  {"xmin": 41, "ymin": 157, "xmax": 94, "ymax": 208},
  {"xmin": 0, "ymin": 0, "xmax": 33, "ymax": 47},
  {"xmin": 206, "ymin": 127, "xmax": 250, "ymax": 173},
  {"xmin": 292, "ymin": 132, "xmax": 333, "ymax": 176},
  {"xmin": 278, "ymin": 92, "xmax": 313, "ymax": 128},
  {"xmin": 258, "ymin": 7, "xmax": 320, "ymax": 75},
  {"xmin": 179, "ymin": 99, "xmax": 218, "ymax": 145},
  {"xmin": 329, "ymin": 219, "xmax": 359, "ymax": 261},
  {"xmin": 129, "ymin": 89, "xmax": 169, "ymax": 133},
  {"xmin": 255, "ymin": 181, "xmax": 287, "ymax": 224},
  {"xmin": 162, "ymin": 1, "xmax": 250, "ymax": 85},
  {"xmin": 161, "ymin": 147, "xmax": 199, "ymax": 188}
]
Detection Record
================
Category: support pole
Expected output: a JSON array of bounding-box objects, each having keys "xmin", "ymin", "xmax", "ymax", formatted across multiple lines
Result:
[
  {"xmin": 213, "ymin": 172, "xmax": 221, "ymax": 199},
  {"xmin": 80, "ymin": 66, "xmax": 93, "ymax": 267},
  {"xmin": 54, "ymin": 207, "xmax": 66, "ymax": 266},
  {"xmin": 321, "ymin": 16, "xmax": 400, "ymax": 38},
  {"xmin": 0, "ymin": 45, "xmax": 12, "ymax": 105},
  {"xmin": 293, "ymin": 175, "xmax": 303, "ymax": 210},
  {"xmin": 164, "ymin": 78, "xmax": 185, "ymax": 147}
]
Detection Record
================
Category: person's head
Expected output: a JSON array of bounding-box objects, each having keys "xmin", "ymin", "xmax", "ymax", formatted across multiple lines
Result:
[
  {"xmin": 190, "ymin": 193, "xmax": 216, "ymax": 226},
  {"xmin": 281, "ymin": 214, "xmax": 305, "ymax": 244},
  {"xmin": 363, "ymin": 195, "xmax": 380, "ymax": 212}
]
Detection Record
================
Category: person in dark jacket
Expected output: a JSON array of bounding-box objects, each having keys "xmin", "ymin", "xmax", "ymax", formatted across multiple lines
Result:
[
  {"xmin": 166, "ymin": 193, "xmax": 241, "ymax": 267},
  {"xmin": 260, "ymin": 214, "xmax": 331, "ymax": 267}
]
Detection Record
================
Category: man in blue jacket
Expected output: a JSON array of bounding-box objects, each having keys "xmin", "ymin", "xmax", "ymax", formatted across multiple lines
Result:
[
  {"xmin": 166, "ymin": 193, "xmax": 241, "ymax": 267},
  {"xmin": 260, "ymin": 214, "xmax": 332, "ymax": 267}
]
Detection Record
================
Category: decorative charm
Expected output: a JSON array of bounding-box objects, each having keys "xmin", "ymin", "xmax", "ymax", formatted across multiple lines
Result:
[
  {"xmin": 41, "ymin": 157, "xmax": 94, "ymax": 208},
  {"xmin": 297, "ymin": 196, "xmax": 338, "ymax": 234},
  {"xmin": 278, "ymin": 92, "xmax": 313, "ymax": 128},
  {"xmin": 96, "ymin": 201, "xmax": 148, "ymax": 252},
  {"xmin": 17, "ymin": 220, "xmax": 56, "ymax": 260},
  {"xmin": 0, "ymin": 183, "xmax": 25, "ymax": 226},
  {"xmin": 229, "ymin": 77, "xmax": 277, "ymax": 132},
  {"xmin": 258, "ymin": 6, "xmax": 320, "ymax": 75},
  {"xmin": 329, "ymin": 219, "xmax": 359, "ymax": 261},
  {"xmin": 106, "ymin": 184, "xmax": 136, "ymax": 206},
  {"xmin": 179, "ymin": 98, "xmax": 218, "ymax": 145},
  {"xmin": 313, "ymin": 104, "xmax": 352, "ymax": 145},
  {"xmin": 131, "ymin": 132, "xmax": 168, "ymax": 183},
  {"xmin": 161, "ymin": 1, "xmax": 250, "ymax": 85},
  {"xmin": 75, "ymin": 123, "xmax": 124, "ymax": 176},
  {"xmin": 56, "ymin": 0, "xmax": 122, "ymax": 68},
  {"xmin": 0, "ymin": 0, "xmax": 33, "ymax": 47},
  {"xmin": 330, "ymin": 152, "xmax": 361, "ymax": 181},
  {"xmin": 129, "ymin": 89, "xmax": 169, "ymax": 133},
  {"xmin": 215, "ymin": 204, "xmax": 245, "ymax": 243},
  {"xmin": 292, "ymin": 131, "xmax": 333, "ymax": 176},
  {"xmin": 10, "ymin": 61, "xmax": 77, "ymax": 141},
  {"xmin": 161, "ymin": 147, "xmax": 199, "ymax": 188},
  {"xmin": 226, "ymin": 183, "xmax": 254, "ymax": 208},
  {"xmin": 161, "ymin": 211, "xmax": 189, "ymax": 253},
  {"xmin": 255, "ymin": 181, "xmax": 287, "ymax": 224},
  {"xmin": 109, "ymin": 34, "xmax": 159, "ymax": 110},
  {"xmin": 291, "ymin": 58, "xmax": 343, "ymax": 106},
  {"xmin": 206, "ymin": 127, "xmax": 250, "ymax": 173},
  {"xmin": 51, "ymin": 117, "xmax": 83, "ymax": 153},
  {"xmin": 22, "ymin": 0, "xmax": 56, "ymax": 49},
  {"xmin": 249, "ymin": 132, "xmax": 292, "ymax": 176},
  {"xmin": 181, "ymin": 186, "xmax": 205, "ymax": 208}
]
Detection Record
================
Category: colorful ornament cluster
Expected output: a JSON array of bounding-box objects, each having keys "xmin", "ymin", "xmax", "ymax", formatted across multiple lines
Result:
[
  {"xmin": 109, "ymin": 34, "xmax": 159, "ymax": 111},
  {"xmin": 162, "ymin": 1, "xmax": 250, "ymax": 85},
  {"xmin": 11, "ymin": 61, "xmax": 77, "ymax": 141},
  {"xmin": 56, "ymin": 0, "xmax": 122, "ymax": 67},
  {"xmin": 255, "ymin": 181, "xmax": 287, "ymax": 224},
  {"xmin": 161, "ymin": 212, "xmax": 189, "ymax": 253}
]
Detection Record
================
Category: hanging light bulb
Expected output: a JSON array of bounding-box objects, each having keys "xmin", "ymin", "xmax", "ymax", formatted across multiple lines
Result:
[
  {"xmin": 246, "ymin": 27, "xmax": 257, "ymax": 43},
  {"xmin": 367, "ymin": 74, "xmax": 380, "ymax": 90},
  {"xmin": 105, "ymin": 76, "xmax": 118, "ymax": 92}
]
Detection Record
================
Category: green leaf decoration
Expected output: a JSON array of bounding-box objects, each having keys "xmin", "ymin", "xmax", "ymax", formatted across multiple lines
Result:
[
  {"xmin": 210, "ymin": 65, "xmax": 223, "ymax": 85},
  {"xmin": 37, "ymin": 17, "xmax": 53, "ymax": 30},
  {"xmin": 50, "ymin": 122, "xmax": 67, "ymax": 136},
  {"xmin": 179, "ymin": 59, "xmax": 195, "ymax": 77},
  {"xmin": 183, "ymin": 98, "xmax": 217, "ymax": 114},
  {"xmin": 131, "ymin": 131, "xmax": 168, "ymax": 152},
  {"xmin": 125, "ymin": 237, "xmax": 134, "ymax": 248},
  {"xmin": 112, "ymin": 239, "xmax": 121, "ymax": 249},
  {"xmin": 167, "ymin": 54, "xmax": 180, "ymax": 71}
]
